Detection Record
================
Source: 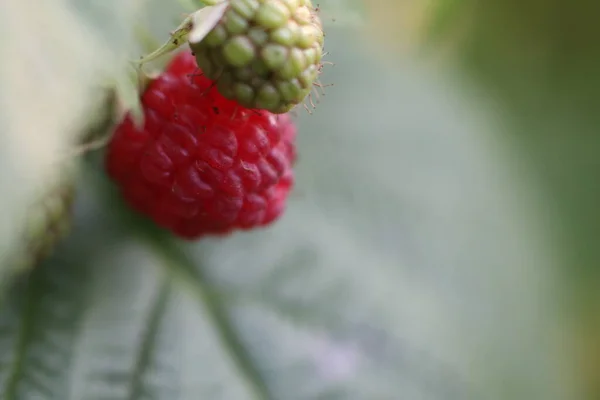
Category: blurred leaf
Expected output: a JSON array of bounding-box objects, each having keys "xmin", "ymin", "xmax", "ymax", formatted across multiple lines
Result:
[
  {"xmin": 0, "ymin": 0, "xmax": 153, "ymax": 283},
  {"xmin": 0, "ymin": 0, "xmax": 588, "ymax": 399},
  {"xmin": 0, "ymin": 23, "xmax": 579, "ymax": 398},
  {"xmin": 315, "ymin": 0, "xmax": 366, "ymax": 27},
  {"xmin": 366, "ymin": 1, "xmax": 600, "ymax": 396},
  {"xmin": 447, "ymin": 3, "xmax": 600, "ymax": 397},
  {"xmin": 361, "ymin": 0, "xmax": 436, "ymax": 56}
]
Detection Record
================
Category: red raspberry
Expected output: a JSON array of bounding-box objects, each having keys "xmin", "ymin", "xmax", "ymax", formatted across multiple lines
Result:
[{"xmin": 105, "ymin": 51, "xmax": 296, "ymax": 239}]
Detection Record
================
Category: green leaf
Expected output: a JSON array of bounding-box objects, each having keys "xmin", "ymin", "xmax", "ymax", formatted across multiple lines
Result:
[
  {"xmin": 0, "ymin": 0, "xmax": 155, "ymax": 281},
  {"xmin": 0, "ymin": 20, "xmax": 576, "ymax": 399},
  {"xmin": 420, "ymin": 2, "xmax": 600, "ymax": 395},
  {"xmin": 0, "ymin": 1, "xmax": 582, "ymax": 399}
]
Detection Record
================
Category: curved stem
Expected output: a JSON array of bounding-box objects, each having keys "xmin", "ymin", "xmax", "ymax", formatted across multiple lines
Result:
[{"xmin": 133, "ymin": 16, "xmax": 194, "ymax": 66}]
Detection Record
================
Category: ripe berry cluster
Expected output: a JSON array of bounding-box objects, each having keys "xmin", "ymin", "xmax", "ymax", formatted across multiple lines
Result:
[
  {"xmin": 13, "ymin": 0, "xmax": 325, "ymax": 273},
  {"xmin": 106, "ymin": 0, "xmax": 327, "ymax": 240},
  {"xmin": 105, "ymin": 51, "xmax": 298, "ymax": 239}
]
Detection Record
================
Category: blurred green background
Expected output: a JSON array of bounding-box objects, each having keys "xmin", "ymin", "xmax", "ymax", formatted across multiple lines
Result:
[{"xmin": 0, "ymin": 0, "xmax": 599, "ymax": 398}]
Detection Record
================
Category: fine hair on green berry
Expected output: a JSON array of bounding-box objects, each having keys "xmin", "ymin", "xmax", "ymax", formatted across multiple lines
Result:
[{"xmin": 190, "ymin": 0, "xmax": 325, "ymax": 114}]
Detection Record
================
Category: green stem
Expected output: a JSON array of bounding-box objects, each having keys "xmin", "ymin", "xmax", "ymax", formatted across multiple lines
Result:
[
  {"xmin": 133, "ymin": 16, "xmax": 194, "ymax": 66},
  {"xmin": 141, "ymin": 231, "xmax": 271, "ymax": 400},
  {"xmin": 127, "ymin": 277, "xmax": 172, "ymax": 400},
  {"xmin": 3, "ymin": 273, "xmax": 39, "ymax": 399}
]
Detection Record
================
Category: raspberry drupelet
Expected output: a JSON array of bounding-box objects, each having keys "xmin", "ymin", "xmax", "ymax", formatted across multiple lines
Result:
[{"xmin": 105, "ymin": 51, "xmax": 297, "ymax": 239}]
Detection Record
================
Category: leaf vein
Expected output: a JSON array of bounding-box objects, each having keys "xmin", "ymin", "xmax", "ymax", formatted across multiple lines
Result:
[
  {"xmin": 3, "ymin": 273, "xmax": 41, "ymax": 399},
  {"xmin": 126, "ymin": 276, "xmax": 172, "ymax": 400},
  {"xmin": 144, "ymin": 230, "xmax": 272, "ymax": 400}
]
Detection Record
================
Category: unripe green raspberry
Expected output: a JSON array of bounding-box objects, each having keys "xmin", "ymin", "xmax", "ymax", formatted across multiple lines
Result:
[{"xmin": 190, "ymin": 0, "xmax": 324, "ymax": 113}]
